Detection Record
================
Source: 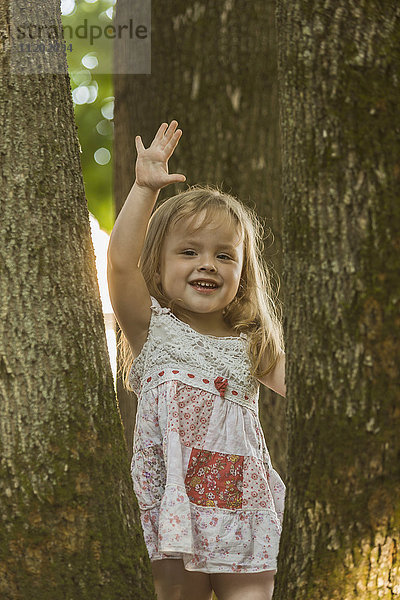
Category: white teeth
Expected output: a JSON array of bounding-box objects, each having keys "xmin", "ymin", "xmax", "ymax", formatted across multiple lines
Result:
[{"xmin": 192, "ymin": 281, "xmax": 217, "ymax": 288}]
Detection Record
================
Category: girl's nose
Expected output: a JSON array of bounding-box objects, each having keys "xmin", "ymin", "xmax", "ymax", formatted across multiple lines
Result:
[{"xmin": 199, "ymin": 263, "xmax": 217, "ymax": 272}]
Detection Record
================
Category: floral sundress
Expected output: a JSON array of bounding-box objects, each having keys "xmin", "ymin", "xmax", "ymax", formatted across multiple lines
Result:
[{"xmin": 129, "ymin": 296, "xmax": 285, "ymax": 573}]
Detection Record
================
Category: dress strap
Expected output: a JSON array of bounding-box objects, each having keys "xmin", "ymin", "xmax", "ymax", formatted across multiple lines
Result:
[
  {"xmin": 150, "ymin": 295, "xmax": 171, "ymax": 315},
  {"xmin": 150, "ymin": 295, "xmax": 161, "ymax": 309}
]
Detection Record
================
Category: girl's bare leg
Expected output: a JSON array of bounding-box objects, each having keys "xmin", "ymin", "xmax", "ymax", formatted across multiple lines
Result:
[
  {"xmin": 209, "ymin": 569, "xmax": 276, "ymax": 600},
  {"xmin": 151, "ymin": 558, "xmax": 213, "ymax": 600}
]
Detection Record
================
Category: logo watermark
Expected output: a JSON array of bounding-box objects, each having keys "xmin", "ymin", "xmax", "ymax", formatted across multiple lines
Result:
[{"xmin": 9, "ymin": 0, "xmax": 151, "ymax": 75}]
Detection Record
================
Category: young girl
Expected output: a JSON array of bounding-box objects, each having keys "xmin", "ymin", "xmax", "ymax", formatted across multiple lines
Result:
[{"xmin": 107, "ymin": 120, "xmax": 286, "ymax": 600}]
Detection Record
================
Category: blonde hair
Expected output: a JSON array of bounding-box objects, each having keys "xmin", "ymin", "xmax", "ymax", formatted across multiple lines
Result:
[{"xmin": 118, "ymin": 184, "xmax": 284, "ymax": 390}]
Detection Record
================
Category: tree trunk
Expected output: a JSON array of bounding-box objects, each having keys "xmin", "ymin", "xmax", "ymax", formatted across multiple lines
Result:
[
  {"xmin": 274, "ymin": 3, "xmax": 400, "ymax": 598},
  {"xmin": 0, "ymin": 1, "xmax": 155, "ymax": 598},
  {"xmin": 114, "ymin": 0, "xmax": 287, "ymax": 477}
]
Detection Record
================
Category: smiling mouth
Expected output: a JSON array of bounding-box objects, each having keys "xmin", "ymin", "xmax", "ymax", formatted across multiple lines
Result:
[{"xmin": 189, "ymin": 282, "xmax": 219, "ymax": 291}]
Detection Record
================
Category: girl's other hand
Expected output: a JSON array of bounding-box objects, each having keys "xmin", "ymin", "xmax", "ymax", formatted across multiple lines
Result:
[{"xmin": 135, "ymin": 120, "xmax": 186, "ymax": 191}]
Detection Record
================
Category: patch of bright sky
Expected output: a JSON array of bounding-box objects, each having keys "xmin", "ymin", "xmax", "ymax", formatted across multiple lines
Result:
[{"xmin": 89, "ymin": 213, "xmax": 116, "ymax": 384}]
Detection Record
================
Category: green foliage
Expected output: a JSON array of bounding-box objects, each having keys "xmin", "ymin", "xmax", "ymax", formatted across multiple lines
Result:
[{"xmin": 62, "ymin": 0, "xmax": 115, "ymax": 233}]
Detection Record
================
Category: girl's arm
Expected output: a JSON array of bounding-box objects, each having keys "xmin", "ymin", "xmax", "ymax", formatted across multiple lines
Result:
[
  {"xmin": 107, "ymin": 120, "xmax": 185, "ymax": 271},
  {"xmin": 257, "ymin": 351, "xmax": 286, "ymax": 397},
  {"xmin": 107, "ymin": 120, "xmax": 185, "ymax": 355}
]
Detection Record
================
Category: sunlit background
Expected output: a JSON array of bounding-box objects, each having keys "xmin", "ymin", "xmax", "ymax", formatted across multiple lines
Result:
[
  {"xmin": 89, "ymin": 215, "xmax": 116, "ymax": 387},
  {"xmin": 61, "ymin": 0, "xmax": 117, "ymax": 386}
]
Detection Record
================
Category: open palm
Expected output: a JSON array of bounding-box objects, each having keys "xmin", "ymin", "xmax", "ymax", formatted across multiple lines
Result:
[{"xmin": 135, "ymin": 120, "xmax": 186, "ymax": 191}]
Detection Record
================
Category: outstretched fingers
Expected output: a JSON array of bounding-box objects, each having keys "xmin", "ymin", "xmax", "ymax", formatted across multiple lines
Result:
[
  {"xmin": 153, "ymin": 121, "xmax": 169, "ymax": 143},
  {"xmin": 163, "ymin": 128, "xmax": 183, "ymax": 159},
  {"xmin": 134, "ymin": 120, "xmax": 185, "ymax": 190},
  {"xmin": 153, "ymin": 120, "xmax": 177, "ymax": 147},
  {"xmin": 153, "ymin": 119, "xmax": 183, "ymax": 161}
]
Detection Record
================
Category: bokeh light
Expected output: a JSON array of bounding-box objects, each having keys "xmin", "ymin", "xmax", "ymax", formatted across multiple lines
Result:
[
  {"xmin": 81, "ymin": 53, "xmax": 99, "ymax": 70},
  {"xmin": 101, "ymin": 98, "xmax": 114, "ymax": 120},
  {"xmin": 61, "ymin": 0, "xmax": 76, "ymax": 16},
  {"xmin": 94, "ymin": 147, "xmax": 111, "ymax": 165}
]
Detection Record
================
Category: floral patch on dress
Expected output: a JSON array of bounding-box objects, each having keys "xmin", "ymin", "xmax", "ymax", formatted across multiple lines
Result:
[
  {"xmin": 242, "ymin": 456, "xmax": 274, "ymax": 510},
  {"xmin": 131, "ymin": 444, "xmax": 166, "ymax": 509},
  {"xmin": 184, "ymin": 448, "xmax": 244, "ymax": 509},
  {"xmin": 169, "ymin": 386, "xmax": 214, "ymax": 447}
]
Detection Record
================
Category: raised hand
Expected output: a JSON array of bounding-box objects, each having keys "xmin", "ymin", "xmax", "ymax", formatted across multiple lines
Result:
[{"xmin": 135, "ymin": 120, "xmax": 186, "ymax": 191}]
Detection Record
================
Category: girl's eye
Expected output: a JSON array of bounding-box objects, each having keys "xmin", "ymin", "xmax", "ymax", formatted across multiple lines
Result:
[{"xmin": 182, "ymin": 250, "xmax": 231, "ymax": 260}]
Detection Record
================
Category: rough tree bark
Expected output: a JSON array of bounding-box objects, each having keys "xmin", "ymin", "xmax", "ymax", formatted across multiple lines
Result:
[
  {"xmin": 274, "ymin": 2, "xmax": 400, "ymax": 598},
  {"xmin": 0, "ymin": 1, "xmax": 155, "ymax": 598},
  {"xmin": 114, "ymin": 0, "xmax": 287, "ymax": 483}
]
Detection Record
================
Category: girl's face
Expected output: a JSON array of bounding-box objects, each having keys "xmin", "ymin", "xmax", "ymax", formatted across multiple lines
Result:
[{"xmin": 156, "ymin": 211, "xmax": 244, "ymax": 332}]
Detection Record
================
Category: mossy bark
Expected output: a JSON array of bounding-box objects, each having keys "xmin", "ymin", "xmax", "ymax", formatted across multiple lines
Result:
[
  {"xmin": 114, "ymin": 0, "xmax": 287, "ymax": 479},
  {"xmin": 274, "ymin": 2, "xmax": 400, "ymax": 598},
  {"xmin": 0, "ymin": 1, "xmax": 155, "ymax": 598}
]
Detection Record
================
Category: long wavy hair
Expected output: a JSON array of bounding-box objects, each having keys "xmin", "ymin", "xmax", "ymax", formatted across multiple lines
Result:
[{"xmin": 118, "ymin": 184, "xmax": 284, "ymax": 390}]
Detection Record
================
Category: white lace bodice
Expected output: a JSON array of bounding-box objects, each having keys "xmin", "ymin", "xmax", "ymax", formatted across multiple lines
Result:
[{"xmin": 129, "ymin": 296, "xmax": 260, "ymax": 412}]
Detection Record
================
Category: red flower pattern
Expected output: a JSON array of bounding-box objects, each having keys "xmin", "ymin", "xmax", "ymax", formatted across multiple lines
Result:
[{"xmin": 185, "ymin": 448, "xmax": 244, "ymax": 509}]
